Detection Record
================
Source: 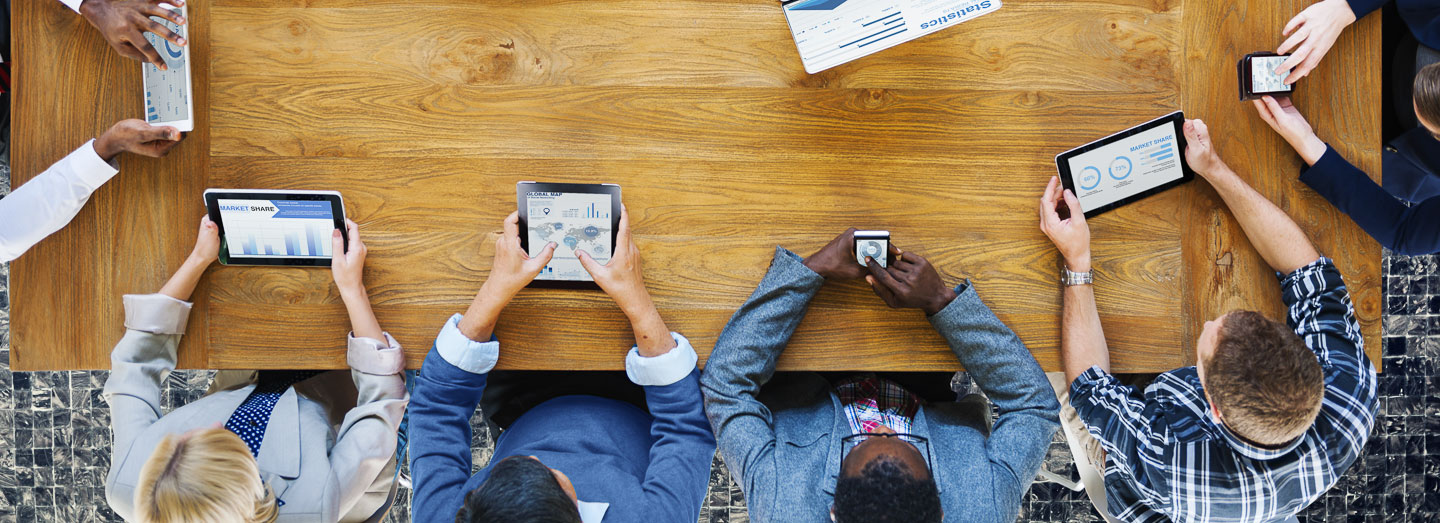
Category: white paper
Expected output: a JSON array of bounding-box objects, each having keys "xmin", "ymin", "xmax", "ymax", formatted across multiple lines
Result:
[{"xmin": 782, "ymin": 0, "xmax": 1001, "ymax": 73}]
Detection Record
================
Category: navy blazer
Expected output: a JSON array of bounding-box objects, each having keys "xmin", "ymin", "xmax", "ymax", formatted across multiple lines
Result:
[
  {"xmin": 1349, "ymin": 0, "xmax": 1440, "ymax": 48},
  {"xmin": 1301, "ymin": 143, "xmax": 1440, "ymax": 255}
]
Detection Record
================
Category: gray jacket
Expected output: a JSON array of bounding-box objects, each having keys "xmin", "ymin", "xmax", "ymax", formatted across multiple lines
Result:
[
  {"xmin": 700, "ymin": 248, "xmax": 1060, "ymax": 523},
  {"xmin": 103, "ymin": 294, "xmax": 409, "ymax": 522}
]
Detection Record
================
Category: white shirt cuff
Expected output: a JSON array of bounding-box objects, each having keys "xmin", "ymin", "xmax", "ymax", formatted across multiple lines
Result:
[
  {"xmin": 68, "ymin": 139, "xmax": 120, "ymax": 190},
  {"xmin": 60, "ymin": 0, "xmax": 85, "ymax": 13},
  {"xmin": 435, "ymin": 313, "xmax": 499, "ymax": 374},
  {"xmin": 122, "ymin": 294, "xmax": 193, "ymax": 335},
  {"xmin": 624, "ymin": 333, "xmax": 697, "ymax": 386}
]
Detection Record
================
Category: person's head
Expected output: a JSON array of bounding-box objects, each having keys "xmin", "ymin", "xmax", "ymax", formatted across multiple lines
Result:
[
  {"xmin": 831, "ymin": 427, "xmax": 943, "ymax": 523},
  {"xmin": 135, "ymin": 427, "xmax": 277, "ymax": 523},
  {"xmin": 1195, "ymin": 311, "xmax": 1324, "ymax": 447},
  {"xmin": 456, "ymin": 456, "xmax": 581, "ymax": 523},
  {"xmin": 1416, "ymin": 62, "xmax": 1440, "ymax": 139}
]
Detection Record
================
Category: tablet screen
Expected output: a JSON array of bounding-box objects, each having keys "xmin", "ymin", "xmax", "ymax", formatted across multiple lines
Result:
[
  {"xmin": 525, "ymin": 192, "xmax": 614, "ymax": 281},
  {"xmin": 1065, "ymin": 123, "xmax": 1184, "ymax": 212},
  {"xmin": 142, "ymin": 6, "xmax": 191, "ymax": 127},
  {"xmin": 218, "ymin": 199, "xmax": 336, "ymax": 259}
]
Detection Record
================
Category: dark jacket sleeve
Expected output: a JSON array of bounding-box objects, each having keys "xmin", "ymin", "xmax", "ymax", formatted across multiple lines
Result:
[
  {"xmin": 928, "ymin": 284, "xmax": 1060, "ymax": 519},
  {"xmin": 699, "ymin": 247, "xmax": 826, "ymax": 523},
  {"xmin": 1345, "ymin": 0, "xmax": 1387, "ymax": 18},
  {"xmin": 637, "ymin": 369, "xmax": 719, "ymax": 522},
  {"xmin": 1300, "ymin": 144, "xmax": 1440, "ymax": 255},
  {"xmin": 408, "ymin": 347, "xmax": 489, "ymax": 522}
]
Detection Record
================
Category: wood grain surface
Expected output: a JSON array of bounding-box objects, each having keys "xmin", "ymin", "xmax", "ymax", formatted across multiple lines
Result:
[{"xmin": 11, "ymin": 0, "xmax": 1381, "ymax": 372}]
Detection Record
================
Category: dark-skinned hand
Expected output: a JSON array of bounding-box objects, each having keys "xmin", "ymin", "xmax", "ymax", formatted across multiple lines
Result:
[
  {"xmin": 864, "ymin": 244, "xmax": 958, "ymax": 316},
  {"xmin": 92, "ymin": 119, "xmax": 184, "ymax": 161},
  {"xmin": 79, "ymin": 0, "xmax": 187, "ymax": 68},
  {"xmin": 802, "ymin": 228, "xmax": 869, "ymax": 280}
]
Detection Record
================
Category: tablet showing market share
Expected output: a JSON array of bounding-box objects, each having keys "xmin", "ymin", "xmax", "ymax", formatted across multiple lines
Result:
[
  {"xmin": 1054, "ymin": 111, "xmax": 1195, "ymax": 218},
  {"xmin": 516, "ymin": 182, "xmax": 623, "ymax": 288},
  {"xmin": 203, "ymin": 189, "xmax": 348, "ymax": 266}
]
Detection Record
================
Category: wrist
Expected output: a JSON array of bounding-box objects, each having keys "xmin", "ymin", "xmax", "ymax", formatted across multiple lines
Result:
[
  {"xmin": 1297, "ymin": 134, "xmax": 1327, "ymax": 166},
  {"xmin": 923, "ymin": 287, "xmax": 958, "ymax": 316},
  {"xmin": 1064, "ymin": 253, "xmax": 1092, "ymax": 273},
  {"xmin": 92, "ymin": 134, "xmax": 120, "ymax": 162},
  {"xmin": 339, "ymin": 284, "xmax": 369, "ymax": 303}
]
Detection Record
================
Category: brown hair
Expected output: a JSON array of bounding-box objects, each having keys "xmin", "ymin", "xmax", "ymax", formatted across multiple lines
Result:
[
  {"xmin": 1417, "ymin": 62, "xmax": 1440, "ymax": 136},
  {"xmin": 1204, "ymin": 310, "xmax": 1324, "ymax": 447},
  {"xmin": 135, "ymin": 428, "xmax": 278, "ymax": 523}
]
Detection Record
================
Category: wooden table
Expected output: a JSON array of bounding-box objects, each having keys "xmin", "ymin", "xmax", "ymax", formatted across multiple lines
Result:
[{"xmin": 11, "ymin": 0, "xmax": 1383, "ymax": 372}]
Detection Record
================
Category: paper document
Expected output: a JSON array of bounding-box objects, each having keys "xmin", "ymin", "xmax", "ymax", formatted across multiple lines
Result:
[{"xmin": 781, "ymin": 0, "xmax": 1000, "ymax": 74}]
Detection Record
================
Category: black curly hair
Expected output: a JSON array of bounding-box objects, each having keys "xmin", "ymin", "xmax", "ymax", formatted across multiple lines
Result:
[{"xmin": 832, "ymin": 455, "xmax": 943, "ymax": 523}]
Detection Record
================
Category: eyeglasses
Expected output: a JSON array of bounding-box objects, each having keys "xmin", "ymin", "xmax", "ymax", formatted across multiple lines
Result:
[{"xmin": 839, "ymin": 432, "xmax": 933, "ymax": 470}]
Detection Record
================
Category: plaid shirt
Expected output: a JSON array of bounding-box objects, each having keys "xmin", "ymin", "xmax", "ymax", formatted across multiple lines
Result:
[
  {"xmin": 835, "ymin": 374, "xmax": 922, "ymax": 434},
  {"xmin": 1070, "ymin": 258, "xmax": 1377, "ymax": 523}
]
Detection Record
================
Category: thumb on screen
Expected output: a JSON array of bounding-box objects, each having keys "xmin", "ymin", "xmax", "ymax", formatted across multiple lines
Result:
[
  {"xmin": 533, "ymin": 242, "xmax": 557, "ymax": 266},
  {"xmin": 576, "ymin": 248, "xmax": 602, "ymax": 273},
  {"xmin": 1062, "ymin": 189, "xmax": 1085, "ymax": 223}
]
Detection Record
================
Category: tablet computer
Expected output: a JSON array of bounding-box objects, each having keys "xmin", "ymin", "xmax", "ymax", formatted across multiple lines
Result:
[
  {"xmin": 1054, "ymin": 111, "xmax": 1195, "ymax": 218},
  {"xmin": 203, "ymin": 189, "xmax": 348, "ymax": 266},
  {"xmin": 141, "ymin": 3, "xmax": 194, "ymax": 132},
  {"xmin": 516, "ymin": 182, "xmax": 622, "ymax": 289}
]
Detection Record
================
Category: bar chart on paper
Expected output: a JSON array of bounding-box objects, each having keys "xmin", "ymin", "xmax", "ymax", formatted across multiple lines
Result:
[
  {"xmin": 781, "ymin": 0, "xmax": 1001, "ymax": 73},
  {"xmin": 217, "ymin": 199, "xmax": 336, "ymax": 258}
]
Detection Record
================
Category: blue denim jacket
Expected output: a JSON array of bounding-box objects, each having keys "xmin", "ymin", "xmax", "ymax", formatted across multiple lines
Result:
[{"xmin": 700, "ymin": 248, "xmax": 1060, "ymax": 523}]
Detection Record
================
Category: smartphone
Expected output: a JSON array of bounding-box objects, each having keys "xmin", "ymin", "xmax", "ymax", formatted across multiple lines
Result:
[
  {"xmin": 854, "ymin": 230, "xmax": 891, "ymax": 268},
  {"xmin": 1238, "ymin": 52, "xmax": 1294, "ymax": 101}
]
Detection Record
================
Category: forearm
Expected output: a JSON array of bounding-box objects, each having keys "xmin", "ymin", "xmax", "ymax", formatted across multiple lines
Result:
[
  {"xmin": 341, "ymin": 287, "xmax": 384, "ymax": 341},
  {"xmin": 457, "ymin": 282, "xmax": 509, "ymax": 341},
  {"xmin": 1061, "ymin": 283, "xmax": 1110, "ymax": 385},
  {"xmin": 1203, "ymin": 165, "xmax": 1320, "ymax": 273},
  {"xmin": 625, "ymin": 298, "xmax": 677, "ymax": 357},
  {"xmin": 157, "ymin": 256, "xmax": 210, "ymax": 302}
]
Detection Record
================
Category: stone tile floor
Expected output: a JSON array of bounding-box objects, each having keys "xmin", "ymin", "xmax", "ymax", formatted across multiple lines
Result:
[{"xmin": 1, "ymin": 151, "xmax": 1438, "ymax": 522}]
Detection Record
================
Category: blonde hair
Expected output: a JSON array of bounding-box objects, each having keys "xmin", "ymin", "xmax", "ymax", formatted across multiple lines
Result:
[{"xmin": 135, "ymin": 428, "xmax": 279, "ymax": 523}]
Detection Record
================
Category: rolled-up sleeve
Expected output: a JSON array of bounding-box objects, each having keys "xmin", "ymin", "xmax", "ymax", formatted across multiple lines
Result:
[
  {"xmin": 625, "ymin": 333, "xmax": 698, "ymax": 386},
  {"xmin": 434, "ymin": 313, "xmax": 499, "ymax": 374}
]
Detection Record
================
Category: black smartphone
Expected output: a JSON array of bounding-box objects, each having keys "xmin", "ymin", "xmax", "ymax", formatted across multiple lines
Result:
[{"xmin": 1238, "ymin": 52, "xmax": 1295, "ymax": 101}]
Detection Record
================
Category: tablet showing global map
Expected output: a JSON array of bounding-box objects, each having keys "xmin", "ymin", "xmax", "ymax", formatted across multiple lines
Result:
[{"xmin": 525, "ymin": 192, "xmax": 614, "ymax": 281}]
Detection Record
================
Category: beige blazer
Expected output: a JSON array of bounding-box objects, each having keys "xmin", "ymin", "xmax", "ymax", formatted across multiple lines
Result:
[{"xmin": 102, "ymin": 294, "xmax": 409, "ymax": 522}]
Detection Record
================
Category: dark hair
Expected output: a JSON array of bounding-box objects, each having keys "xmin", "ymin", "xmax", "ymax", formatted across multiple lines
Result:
[
  {"xmin": 832, "ymin": 455, "xmax": 942, "ymax": 523},
  {"xmin": 456, "ymin": 456, "xmax": 581, "ymax": 523},
  {"xmin": 1416, "ymin": 62, "xmax": 1440, "ymax": 136},
  {"xmin": 1205, "ymin": 310, "xmax": 1324, "ymax": 446}
]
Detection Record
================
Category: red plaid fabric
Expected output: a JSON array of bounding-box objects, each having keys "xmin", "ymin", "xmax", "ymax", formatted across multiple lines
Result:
[{"xmin": 834, "ymin": 374, "xmax": 922, "ymax": 434}]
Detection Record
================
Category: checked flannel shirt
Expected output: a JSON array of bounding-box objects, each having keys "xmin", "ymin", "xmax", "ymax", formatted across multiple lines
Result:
[{"xmin": 1069, "ymin": 257, "xmax": 1377, "ymax": 523}]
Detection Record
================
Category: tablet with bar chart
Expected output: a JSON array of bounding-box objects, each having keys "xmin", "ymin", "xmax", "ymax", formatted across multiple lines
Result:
[
  {"xmin": 516, "ymin": 181, "xmax": 622, "ymax": 289},
  {"xmin": 1053, "ymin": 111, "xmax": 1196, "ymax": 218},
  {"xmin": 203, "ymin": 190, "xmax": 348, "ymax": 266},
  {"xmin": 140, "ymin": 3, "xmax": 193, "ymax": 131},
  {"xmin": 780, "ymin": 0, "xmax": 1000, "ymax": 74}
]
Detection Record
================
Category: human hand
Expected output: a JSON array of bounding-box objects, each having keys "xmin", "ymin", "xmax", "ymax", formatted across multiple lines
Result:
[
  {"xmin": 803, "ymin": 228, "xmax": 872, "ymax": 280},
  {"xmin": 1038, "ymin": 176, "xmax": 1091, "ymax": 272},
  {"xmin": 1276, "ymin": 0, "xmax": 1356, "ymax": 84},
  {"xmin": 78, "ymin": 0, "xmax": 187, "ymax": 68},
  {"xmin": 481, "ymin": 212, "xmax": 556, "ymax": 302},
  {"xmin": 330, "ymin": 219, "xmax": 366, "ymax": 297},
  {"xmin": 577, "ymin": 206, "xmax": 656, "ymax": 316},
  {"xmin": 93, "ymin": 119, "xmax": 183, "ymax": 161},
  {"xmin": 189, "ymin": 215, "xmax": 220, "ymax": 264},
  {"xmin": 864, "ymin": 246, "xmax": 957, "ymax": 316},
  {"xmin": 1251, "ymin": 96, "xmax": 1328, "ymax": 165},
  {"xmin": 1180, "ymin": 119, "xmax": 1229, "ymax": 177}
]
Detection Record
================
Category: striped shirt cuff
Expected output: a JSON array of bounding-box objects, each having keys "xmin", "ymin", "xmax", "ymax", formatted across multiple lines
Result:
[{"xmin": 625, "ymin": 333, "xmax": 697, "ymax": 386}]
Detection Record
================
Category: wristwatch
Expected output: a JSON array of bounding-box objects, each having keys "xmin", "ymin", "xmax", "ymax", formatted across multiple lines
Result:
[{"xmin": 1061, "ymin": 266, "xmax": 1093, "ymax": 286}]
